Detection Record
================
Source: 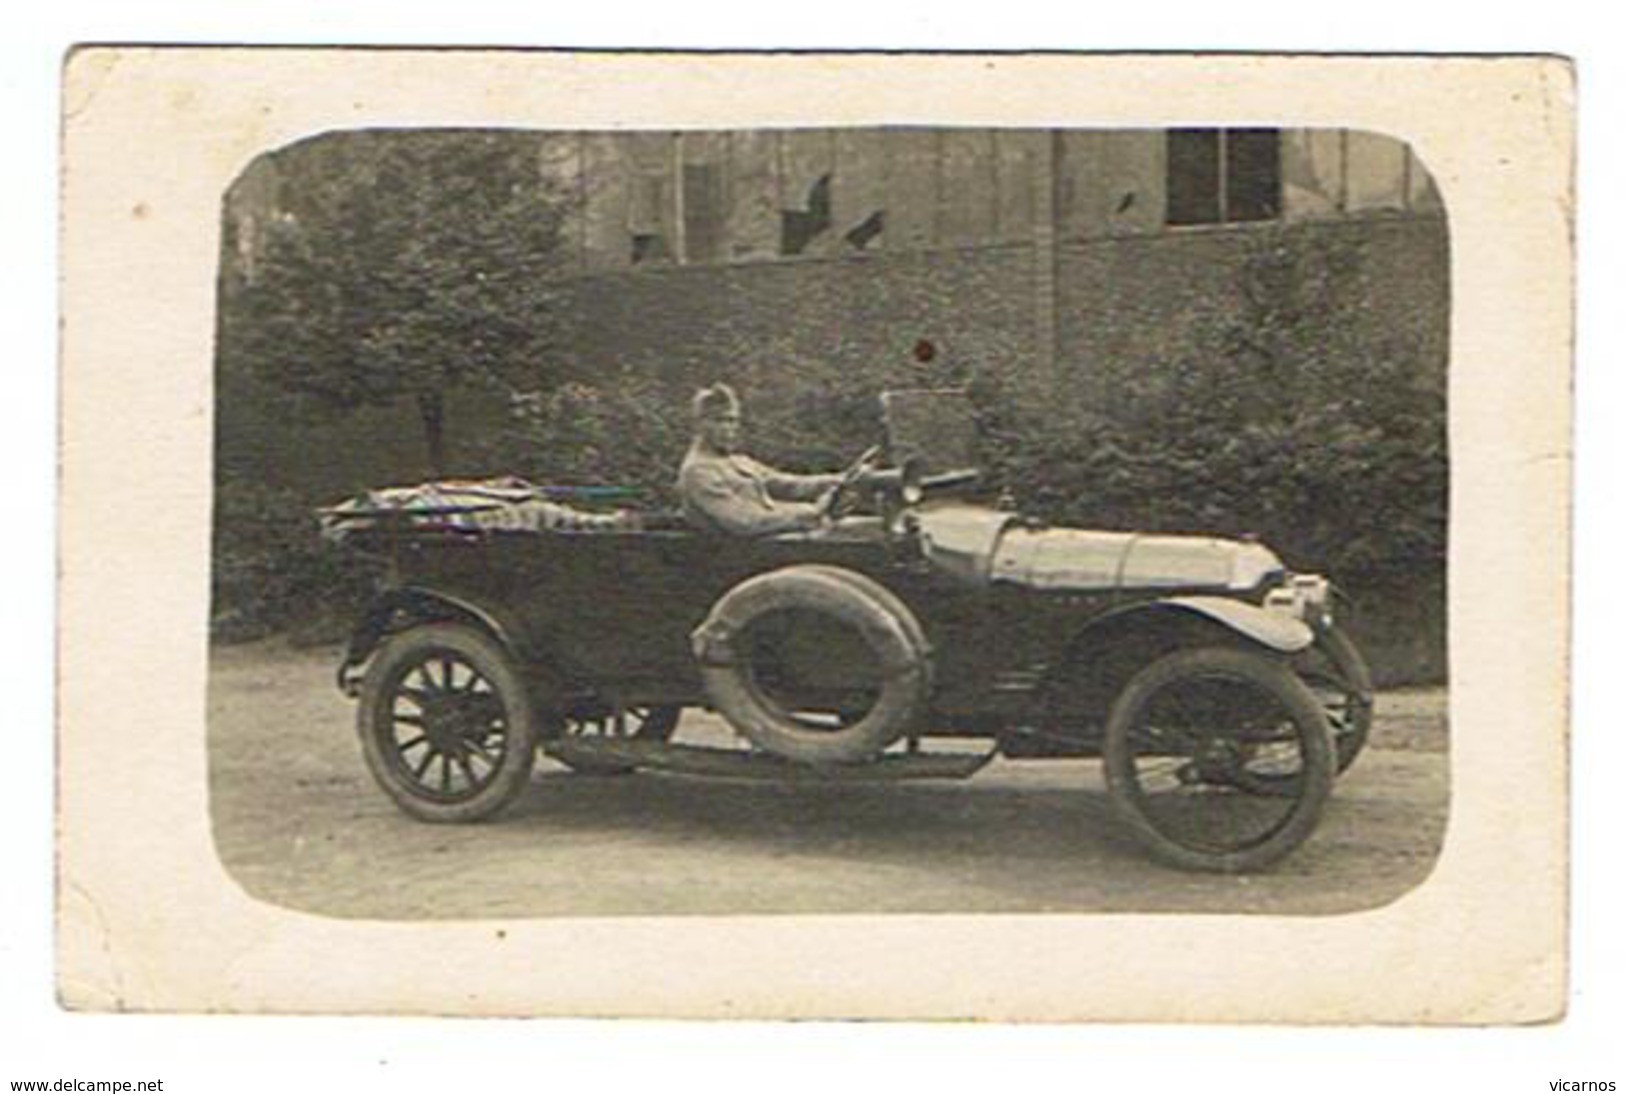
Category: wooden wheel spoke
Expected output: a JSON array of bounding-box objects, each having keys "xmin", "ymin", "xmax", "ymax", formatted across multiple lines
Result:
[
  {"xmin": 1133, "ymin": 757, "xmax": 1193, "ymax": 793},
  {"xmin": 1130, "ymin": 722, "xmax": 1200, "ymax": 757},
  {"xmin": 568, "ymin": 717, "xmax": 603, "ymax": 738},
  {"xmin": 453, "ymin": 662, "xmax": 486, "ymax": 695},
  {"xmin": 408, "ymin": 666, "xmax": 442, "ymax": 695},
  {"xmin": 412, "ymin": 748, "xmax": 439, "ymax": 780},
  {"xmin": 1160, "ymin": 687, "xmax": 1214, "ymax": 742}
]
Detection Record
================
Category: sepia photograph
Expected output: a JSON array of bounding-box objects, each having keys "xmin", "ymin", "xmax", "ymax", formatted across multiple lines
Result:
[
  {"xmin": 55, "ymin": 49, "xmax": 1568, "ymax": 1022},
  {"xmin": 208, "ymin": 123, "xmax": 1448, "ymax": 917}
]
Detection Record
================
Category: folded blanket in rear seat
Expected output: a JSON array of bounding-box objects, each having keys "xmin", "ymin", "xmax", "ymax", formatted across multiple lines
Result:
[{"xmin": 321, "ymin": 478, "xmax": 637, "ymax": 541}]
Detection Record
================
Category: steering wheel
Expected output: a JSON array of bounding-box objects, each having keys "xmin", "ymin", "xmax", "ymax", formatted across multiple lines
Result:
[{"xmin": 818, "ymin": 445, "xmax": 884, "ymax": 520}]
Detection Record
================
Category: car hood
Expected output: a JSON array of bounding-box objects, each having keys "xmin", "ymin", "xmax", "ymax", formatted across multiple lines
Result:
[{"xmin": 914, "ymin": 503, "xmax": 1285, "ymax": 593}]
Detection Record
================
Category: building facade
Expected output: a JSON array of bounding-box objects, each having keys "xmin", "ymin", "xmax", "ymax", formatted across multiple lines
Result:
[
  {"xmin": 522, "ymin": 127, "xmax": 1446, "ymax": 421},
  {"xmin": 548, "ymin": 128, "xmax": 1439, "ymax": 269},
  {"xmin": 221, "ymin": 125, "xmax": 1447, "ymax": 478}
]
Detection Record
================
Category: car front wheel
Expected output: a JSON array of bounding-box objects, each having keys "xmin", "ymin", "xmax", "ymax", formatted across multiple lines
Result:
[
  {"xmin": 1103, "ymin": 646, "xmax": 1335, "ymax": 873},
  {"xmin": 1298, "ymin": 626, "xmax": 1375, "ymax": 776}
]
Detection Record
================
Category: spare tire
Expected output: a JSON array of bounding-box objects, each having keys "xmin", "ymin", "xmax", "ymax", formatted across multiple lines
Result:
[{"xmin": 692, "ymin": 565, "xmax": 932, "ymax": 764}]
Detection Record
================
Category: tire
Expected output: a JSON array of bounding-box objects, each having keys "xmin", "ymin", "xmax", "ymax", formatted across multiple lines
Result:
[
  {"xmin": 356, "ymin": 623, "xmax": 539, "ymax": 822},
  {"xmin": 1236, "ymin": 627, "xmax": 1375, "ymax": 797},
  {"xmin": 798, "ymin": 564, "xmax": 932, "ymax": 667},
  {"xmin": 1299, "ymin": 626, "xmax": 1375, "ymax": 776},
  {"xmin": 552, "ymin": 705, "xmax": 682, "ymax": 776},
  {"xmin": 1103, "ymin": 646, "xmax": 1335, "ymax": 873},
  {"xmin": 692, "ymin": 565, "xmax": 931, "ymax": 764}
]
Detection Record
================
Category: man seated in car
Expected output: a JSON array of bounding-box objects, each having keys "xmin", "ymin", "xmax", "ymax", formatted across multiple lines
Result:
[{"xmin": 678, "ymin": 382, "xmax": 849, "ymax": 536}]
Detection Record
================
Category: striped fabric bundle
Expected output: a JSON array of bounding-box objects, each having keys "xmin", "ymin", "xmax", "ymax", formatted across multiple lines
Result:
[{"xmin": 321, "ymin": 477, "xmax": 637, "ymax": 542}]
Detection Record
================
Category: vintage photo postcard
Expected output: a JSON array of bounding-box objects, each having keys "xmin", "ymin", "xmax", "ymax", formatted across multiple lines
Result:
[{"xmin": 57, "ymin": 49, "xmax": 1572, "ymax": 1021}]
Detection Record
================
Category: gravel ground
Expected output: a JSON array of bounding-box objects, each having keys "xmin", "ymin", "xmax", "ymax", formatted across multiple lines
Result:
[{"xmin": 208, "ymin": 639, "xmax": 1448, "ymax": 919}]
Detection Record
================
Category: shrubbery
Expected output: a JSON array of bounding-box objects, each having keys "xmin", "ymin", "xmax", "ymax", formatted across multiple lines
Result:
[
  {"xmin": 211, "ymin": 479, "xmax": 380, "ymax": 642},
  {"xmin": 471, "ymin": 376, "xmax": 694, "ymax": 509},
  {"xmin": 977, "ymin": 229, "xmax": 1447, "ymax": 585},
  {"xmin": 980, "ymin": 386, "xmax": 1446, "ymax": 580},
  {"xmin": 213, "ymin": 222, "xmax": 1446, "ymax": 665}
]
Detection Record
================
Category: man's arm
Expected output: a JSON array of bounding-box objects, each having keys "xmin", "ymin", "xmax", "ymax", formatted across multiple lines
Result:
[
  {"xmin": 740, "ymin": 457, "xmax": 842, "ymax": 503},
  {"xmin": 681, "ymin": 463, "xmax": 825, "ymax": 536}
]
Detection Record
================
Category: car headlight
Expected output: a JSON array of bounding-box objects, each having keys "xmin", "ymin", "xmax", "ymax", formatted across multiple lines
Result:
[
  {"xmin": 1265, "ymin": 574, "xmax": 1334, "ymax": 629},
  {"xmin": 898, "ymin": 458, "xmax": 925, "ymax": 506}
]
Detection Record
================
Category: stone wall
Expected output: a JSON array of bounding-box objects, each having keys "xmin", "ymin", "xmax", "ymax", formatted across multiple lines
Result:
[
  {"xmin": 215, "ymin": 213, "xmax": 1450, "ymax": 682},
  {"xmin": 1054, "ymin": 214, "xmax": 1450, "ymax": 417}
]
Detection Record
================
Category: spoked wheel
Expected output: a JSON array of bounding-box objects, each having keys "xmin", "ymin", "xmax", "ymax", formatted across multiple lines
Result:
[
  {"xmin": 1298, "ymin": 627, "xmax": 1375, "ymax": 776},
  {"xmin": 552, "ymin": 705, "xmax": 682, "ymax": 775},
  {"xmin": 1240, "ymin": 628, "xmax": 1376, "ymax": 797},
  {"xmin": 356, "ymin": 623, "xmax": 538, "ymax": 822},
  {"xmin": 1103, "ymin": 646, "xmax": 1335, "ymax": 873}
]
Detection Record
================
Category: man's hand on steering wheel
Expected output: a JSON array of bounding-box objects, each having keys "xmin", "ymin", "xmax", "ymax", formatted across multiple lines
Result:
[{"xmin": 816, "ymin": 445, "xmax": 884, "ymax": 520}]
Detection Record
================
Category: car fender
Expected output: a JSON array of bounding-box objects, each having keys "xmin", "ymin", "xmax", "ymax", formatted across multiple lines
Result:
[
  {"xmin": 338, "ymin": 586, "xmax": 558, "ymax": 693},
  {"xmin": 1155, "ymin": 595, "xmax": 1315, "ymax": 653}
]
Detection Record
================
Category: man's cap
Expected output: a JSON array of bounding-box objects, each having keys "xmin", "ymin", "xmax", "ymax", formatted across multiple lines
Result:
[{"xmin": 693, "ymin": 382, "xmax": 742, "ymax": 421}]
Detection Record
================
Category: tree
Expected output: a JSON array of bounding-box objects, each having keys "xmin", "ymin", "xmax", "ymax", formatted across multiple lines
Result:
[{"xmin": 220, "ymin": 130, "xmax": 578, "ymax": 476}]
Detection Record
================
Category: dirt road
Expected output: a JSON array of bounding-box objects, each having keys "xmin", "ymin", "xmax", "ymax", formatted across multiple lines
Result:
[{"xmin": 208, "ymin": 641, "xmax": 1448, "ymax": 919}]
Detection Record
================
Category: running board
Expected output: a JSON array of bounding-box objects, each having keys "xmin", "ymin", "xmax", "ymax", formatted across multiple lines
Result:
[{"xmin": 544, "ymin": 739, "xmax": 997, "ymax": 781}]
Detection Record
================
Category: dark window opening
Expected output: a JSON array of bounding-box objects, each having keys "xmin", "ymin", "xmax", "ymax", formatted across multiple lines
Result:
[
  {"xmin": 844, "ymin": 210, "xmax": 885, "ymax": 251},
  {"xmin": 1166, "ymin": 129, "xmax": 1222, "ymax": 226},
  {"xmin": 780, "ymin": 174, "xmax": 832, "ymax": 256},
  {"xmin": 682, "ymin": 163, "xmax": 724, "ymax": 264},
  {"xmin": 630, "ymin": 233, "xmax": 670, "ymax": 264},
  {"xmin": 629, "ymin": 172, "xmax": 673, "ymax": 265},
  {"xmin": 1225, "ymin": 129, "xmax": 1281, "ymax": 222},
  {"xmin": 1165, "ymin": 128, "xmax": 1281, "ymax": 227}
]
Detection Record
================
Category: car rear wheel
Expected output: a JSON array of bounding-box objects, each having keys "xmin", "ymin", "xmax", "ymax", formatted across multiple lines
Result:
[
  {"xmin": 1103, "ymin": 646, "xmax": 1335, "ymax": 873},
  {"xmin": 551, "ymin": 705, "xmax": 682, "ymax": 775},
  {"xmin": 356, "ymin": 623, "xmax": 538, "ymax": 822}
]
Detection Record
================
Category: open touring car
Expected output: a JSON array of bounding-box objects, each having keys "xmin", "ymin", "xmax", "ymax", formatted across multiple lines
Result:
[{"xmin": 324, "ymin": 390, "xmax": 1373, "ymax": 873}]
